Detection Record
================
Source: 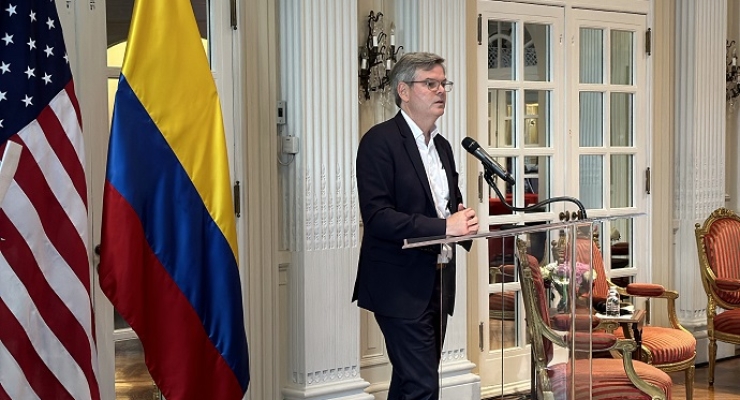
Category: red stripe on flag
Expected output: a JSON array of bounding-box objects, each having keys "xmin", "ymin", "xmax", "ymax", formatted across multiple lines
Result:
[
  {"xmin": 0, "ymin": 383, "xmax": 9, "ymax": 400},
  {"xmin": 0, "ymin": 299, "xmax": 74, "ymax": 400},
  {"xmin": 65, "ymin": 82, "xmax": 83, "ymax": 132},
  {"xmin": 0, "ymin": 211, "xmax": 99, "ymax": 400},
  {"xmin": 10, "ymin": 136, "xmax": 90, "ymax": 293},
  {"xmin": 100, "ymin": 185, "xmax": 244, "ymax": 399},
  {"xmin": 37, "ymin": 105, "xmax": 87, "ymax": 206}
]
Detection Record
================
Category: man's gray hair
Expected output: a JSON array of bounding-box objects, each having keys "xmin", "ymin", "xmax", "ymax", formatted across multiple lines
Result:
[{"xmin": 389, "ymin": 52, "xmax": 446, "ymax": 107}]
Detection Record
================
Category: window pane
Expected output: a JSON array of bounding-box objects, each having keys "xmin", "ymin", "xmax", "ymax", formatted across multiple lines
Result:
[
  {"xmin": 488, "ymin": 89, "xmax": 516, "ymax": 148},
  {"xmin": 609, "ymin": 218, "xmax": 633, "ymax": 271},
  {"xmin": 524, "ymin": 155, "xmax": 551, "ymax": 213},
  {"xmin": 579, "ymin": 155, "xmax": 603, "ymax": 208},
  {"xmin": 524, "ymin": 90, "xmax": 550, "ymax": 147},
  {"xmin": 580, "ymin": 92, "xmax": 603, "ymax": 147},
  {"xmin": 487, "ymin": 157, "xmax": 517, "ymax": 215},
  {"xmin": 610, "ymin": 92, "xmax": 633, "ymax": 147},
  {"xmin": 580, "ymin": 28, "xmax": 603, "ymax": 84},
  {"xmin": 610, "ymin": 154, "xmax": 633, "ymax": 207},
  {"xmin": 611, "ymin": 30, "xmax": 633, "ymax": 85},
  {"xmin": 488, "ymin": 20, "xmax": 515, "ymax": 80},
  {"xmin": 524, "ymin": 23, "xmax": 550, "ymax": 82}
]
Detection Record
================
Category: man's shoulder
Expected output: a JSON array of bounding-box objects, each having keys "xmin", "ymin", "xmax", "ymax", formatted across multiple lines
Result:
[{"xmin": 362, "ymin": 114, "xmax": 405, "ymax": 142}]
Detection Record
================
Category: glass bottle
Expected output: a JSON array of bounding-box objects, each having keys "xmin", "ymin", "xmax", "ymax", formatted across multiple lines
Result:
[{"xmin": 606, "ymin": 285, "xmax": 620, "ymax": 317}]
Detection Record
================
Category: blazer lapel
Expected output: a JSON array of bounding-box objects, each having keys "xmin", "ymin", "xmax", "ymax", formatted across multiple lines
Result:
[
  {"xmin": 434, "ymin": 134, "xmax": 456, "ymax": 211},
  {"xmin": 394, "ymin": 113, "xmax": 436, "ymax": 211}
]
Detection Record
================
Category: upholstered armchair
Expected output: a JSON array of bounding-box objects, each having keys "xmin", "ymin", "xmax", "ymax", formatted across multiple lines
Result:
[
  {"xmin": 515, "ymin": 239, "xmax": 672, "ymax": 400},
  {"xmin": 694, "ymin": 207, "xmax": 740, "ymax": 385},
  {"xmin": 551, "ymin": 230, "xmax": 696, "ymax": 399}
]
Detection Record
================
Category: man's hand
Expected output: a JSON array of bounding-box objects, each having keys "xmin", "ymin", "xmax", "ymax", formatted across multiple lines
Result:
[{"xmin": 446, "ymin": 204, "xmax": 478, "ymax": 236}]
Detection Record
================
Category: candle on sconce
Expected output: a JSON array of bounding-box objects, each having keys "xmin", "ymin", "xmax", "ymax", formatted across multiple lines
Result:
[
  {"xmin": 386, "ymin": 59, "xmax": 392, "ymax": 71},
  {"xmin": 390, "ymin": 22, "xmax": 396, "ymax": 47},
  {"xmin": 360, "ymin": 47, "xmax": 369, "ymax": 70}
]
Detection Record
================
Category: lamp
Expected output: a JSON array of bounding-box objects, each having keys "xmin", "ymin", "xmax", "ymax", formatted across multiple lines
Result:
[
  {"xmin": 727, "ymin": 40, "xmax": 740, "ymax": 110},
  {"xmin": 359, "ymin": 11, "xmax": 403, "ymax": 103}
]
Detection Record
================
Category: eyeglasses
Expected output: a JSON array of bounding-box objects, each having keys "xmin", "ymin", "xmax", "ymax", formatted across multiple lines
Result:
[{"xmin": 405, "ymin": 79, "xmax": 454, "ymax": 92}]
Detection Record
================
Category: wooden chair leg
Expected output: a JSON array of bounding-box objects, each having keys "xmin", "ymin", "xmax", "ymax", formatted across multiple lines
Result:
[
  {"xmin": 685, "ymin": 364, "xmax": 695, "ymax": 400},
  {"xmin": 708, "ymin": 338, "xmax": 717, "ymax": 386}
]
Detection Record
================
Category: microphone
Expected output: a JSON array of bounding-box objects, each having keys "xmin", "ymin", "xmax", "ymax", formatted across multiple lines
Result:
[{"xmin": 461, "ymin": 137, "xmax": 516, "ymax": 185}]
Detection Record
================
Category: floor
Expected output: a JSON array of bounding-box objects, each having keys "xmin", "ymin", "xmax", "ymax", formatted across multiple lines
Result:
[{"xmin": 668, "ymin": 357, "xmax": 740, "ymax": 400}]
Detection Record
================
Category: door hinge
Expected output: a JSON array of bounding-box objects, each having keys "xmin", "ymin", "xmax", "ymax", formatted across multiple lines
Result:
[
  {"xmin": 645, "ymin": 167, "xmax": 651, "ymax": 194},
  {"xmin": 234, "ymin": 180, "xmax": 241, "ymax": 217},
  {"xmin": 645, "ymin": 28, "xmax": 652, "ymax": 56},
  {"xmin": 478, "ymin": 322, "xmax": 484, "ymax": 352},
  {"xmin": 477, "ymin": 14, "xmax": 482, "ymax": 45},
  {"xmin": 230, "ymin": 0, "xmax": 237, "ymax": 29},
  {"xmin": 478, "ymin": 172, "xmax": 483, "ymax": 203}
]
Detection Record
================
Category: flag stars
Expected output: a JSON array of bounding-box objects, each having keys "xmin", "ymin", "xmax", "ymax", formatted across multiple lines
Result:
[
  {"xmin": 30, "ymin": 10, "xmax": 36, "ymax": 22},
  {"xmin": 21, "ymin": 95, "xmax": 32, "ymax": 107},
  {"xmin": 42, "ymin": 72, "xmax": 52, "ymax": 84},
  {"xmin": 5, "ymin": 3, "xmax": 16, "ymax": 17},
  {"xmin": 46, "ymin": 17, "xmax": 55, "ymax": 30},
  {"xmin": 0, "ymin": 61, "xmax": 9, "ymax": 74},
  {"xmin": 44, "ymin": 45, "xmax": 53, "ymax": 57},
  {"xmin": 27, "ymin": 38, "xmax": 36, "ymax": 50},
  {"xmin": 0, "ymin": 90, "xmax": 6, "ymax": 101},
  {"xmin": 24, "ymin": 66, "xmax": 35, "ymax": 78},
  {"xmin": 1, "ymin": 33, "xmax": 12, "ymax": 45}
]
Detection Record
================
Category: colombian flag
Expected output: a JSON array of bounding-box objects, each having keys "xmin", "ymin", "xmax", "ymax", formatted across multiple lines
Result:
[{"xmin": 98, "ymin": 0, "xmax": 250, "ymax": 398}]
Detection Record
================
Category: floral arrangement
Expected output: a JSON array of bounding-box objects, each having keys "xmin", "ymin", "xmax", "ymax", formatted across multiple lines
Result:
[{"xmin": 540, "ymin": 261, "xmax": 596, "ymax": 312}]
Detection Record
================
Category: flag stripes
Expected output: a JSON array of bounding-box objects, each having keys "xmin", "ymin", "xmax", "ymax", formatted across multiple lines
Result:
[
  {"xmin": 0, "ymin": 95, "xmax": 97, "ymax": 400},
  {"xmin": 0, "ymin": 1, "xmax": 100, "ymax": 398}
]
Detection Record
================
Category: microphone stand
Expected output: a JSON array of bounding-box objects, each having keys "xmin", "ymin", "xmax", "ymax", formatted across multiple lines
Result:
[{"xmin": 483, "ymin": 169, "xmax": 588, "ymax": 219}]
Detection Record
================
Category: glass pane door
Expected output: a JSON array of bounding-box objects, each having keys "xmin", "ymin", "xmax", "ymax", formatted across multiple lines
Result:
[
  {"xmin": 476, "ymin": 2, "xmax": 564, "ymax": 397},
  {"xmin": 569, "ymin": 9, "xmax": 648, "ymax": 289}
]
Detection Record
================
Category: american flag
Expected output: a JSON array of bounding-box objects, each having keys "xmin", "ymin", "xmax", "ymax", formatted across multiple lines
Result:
[{"xmin": 0, "ymin": 1, "xmax": 100, "ymax": 399}]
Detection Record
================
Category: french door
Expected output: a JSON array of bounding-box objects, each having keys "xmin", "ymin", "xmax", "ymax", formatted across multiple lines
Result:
[{"xmin": 475, "ymin": 1, "xmax": 649, "ymax": 396}]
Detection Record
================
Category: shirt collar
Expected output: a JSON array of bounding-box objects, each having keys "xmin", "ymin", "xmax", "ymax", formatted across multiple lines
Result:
[{"xmin": 401, "ymin": 110, "xmax": 439, "ymax": 144}]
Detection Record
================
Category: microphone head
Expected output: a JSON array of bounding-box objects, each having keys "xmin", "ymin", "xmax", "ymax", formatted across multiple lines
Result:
[{"xmin": 461, "ymin": 136, "xmax": 479, "ymax": 152}]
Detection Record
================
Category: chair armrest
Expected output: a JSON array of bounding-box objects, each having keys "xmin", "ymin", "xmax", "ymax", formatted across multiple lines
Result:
[
  {"xmin": 714, "ymin": 277, "xmax": 740, "ymax": 291},
  {"xmin": 564, "ymin": 331, "xmax": 618, "ymax": 352},
  {"xmin": 551, "ymin": 314, "xmax": 600, "ymax": 331},
  {"xmin": 625, "ymin": 283, "xmax": 665, "ymax": 297},
  {"xmin": 614, "ymin": 339, "xmax": 668, "ymax": 400}
]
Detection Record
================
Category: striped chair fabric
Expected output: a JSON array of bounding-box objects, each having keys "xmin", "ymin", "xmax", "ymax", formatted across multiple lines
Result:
[
  {"xmin": 713, "ymin": 308, "xmax": 740, "ymax": 335},
  {"xmin": 614, "ymin": 326, "xmax": 696, "ymax": 365},
  {"xmin": 548, "ymin": 359, "xmax": 672, "ymax": 400},
  {"xmin": 704, "ymin": 218, "xmax": 740, "ymax": 304}
]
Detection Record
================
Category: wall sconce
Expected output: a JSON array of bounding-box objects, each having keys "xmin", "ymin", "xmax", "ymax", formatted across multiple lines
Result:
[
  {"xmin": 727, "ymin": 40, "xmax": 740, "ymax": 110},
  {"xmin": 359, "ymin": 11, "xmax": 403, "ymax": 103}
]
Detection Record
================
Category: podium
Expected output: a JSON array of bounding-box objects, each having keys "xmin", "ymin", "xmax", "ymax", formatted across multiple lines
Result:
[{"xmin": 404, "ymin": 214, "xmax": 670, "ymax": 400}]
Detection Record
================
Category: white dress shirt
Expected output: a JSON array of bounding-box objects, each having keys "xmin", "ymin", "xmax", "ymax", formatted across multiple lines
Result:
[{"xmin": 401, "ymin": 111, "xmax": 452, "ymax": 263}]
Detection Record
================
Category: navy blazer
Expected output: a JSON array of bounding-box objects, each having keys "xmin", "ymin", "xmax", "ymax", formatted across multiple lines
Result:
[{"xmin": 353, "ymin": 112, "xmax": 464, "ymax": 319}]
